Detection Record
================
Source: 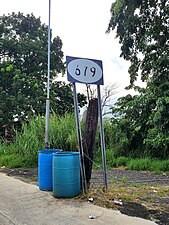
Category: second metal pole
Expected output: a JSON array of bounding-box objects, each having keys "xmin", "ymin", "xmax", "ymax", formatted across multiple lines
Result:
[
  {"xmin": 97, "ymin": 85, "xmax": 108, "ymax": 190},
  {"xmin": 72, "ymin": 83, "xmax": 87, "ymax": 194},
  {"xmin": 45, "ymin": 0, "xmax": 51, "ymax": 149}
]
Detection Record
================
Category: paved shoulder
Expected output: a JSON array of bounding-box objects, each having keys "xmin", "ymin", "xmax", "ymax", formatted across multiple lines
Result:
[{"xmin": 0, "ymin": 173, "xmax": 157, "ymax": 225}]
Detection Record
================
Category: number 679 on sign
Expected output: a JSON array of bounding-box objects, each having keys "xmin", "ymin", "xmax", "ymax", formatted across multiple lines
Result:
[{"xmin": 66, "ymin": 56, "xmax": 104, "ymax": 85}]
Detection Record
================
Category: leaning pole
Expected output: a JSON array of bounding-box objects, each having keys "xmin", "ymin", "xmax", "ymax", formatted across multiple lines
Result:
[{"xmin": 45, "ymin": 0, "xmax": 51, "ymax": 148}]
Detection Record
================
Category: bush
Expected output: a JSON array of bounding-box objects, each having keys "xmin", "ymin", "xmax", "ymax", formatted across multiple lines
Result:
[
  {"xmin": 0, "ymin": 113, "xmax": 77, "ymax": 168},
  {"xmin": 1, "ymin": 114, "xmax": 169, "ymax": 171},
  {"xmin": 115, "ymin": 156, "xmax": 129, "ymax": 167},
  {"xmin": 49, "ymin": 113, "xmax": 77, "ymax": 151},
  {"xmin": 0, "ymin": 154, "xmax": 37, "ymax": 168},
  {"xmin": 94, "ymin": 148, "xmax": 130, "ymax": 169},
  {"xmin": 126, "ymin": 158, "xmax": 169, "ymax": 172}
]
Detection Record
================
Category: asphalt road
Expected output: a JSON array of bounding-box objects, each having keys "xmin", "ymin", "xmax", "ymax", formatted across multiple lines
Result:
[{"xmin": 0, "ymin": 173, "xmax": 157, "ymax": 225}]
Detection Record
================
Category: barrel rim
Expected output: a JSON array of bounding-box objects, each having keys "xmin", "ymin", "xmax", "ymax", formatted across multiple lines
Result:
[
  {"xmin": 38, "ymin": 149, "xmax": 62, "ymax": 154},
  {"xmin": 53, "ymin": 151, "xmax": 79, "ymax": 156}
]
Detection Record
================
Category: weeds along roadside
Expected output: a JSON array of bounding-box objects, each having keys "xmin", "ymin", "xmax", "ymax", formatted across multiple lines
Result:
[
  {"xmin": 0, "ymin": 113, "xmax": 78, "ymax": 168},
  {"xmin": 0, "ymin": 114, "xmax": 169, "ymax": 172}
]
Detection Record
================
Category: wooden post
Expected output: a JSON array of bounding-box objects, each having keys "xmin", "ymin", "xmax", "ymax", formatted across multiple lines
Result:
[{"xmin": 82, "ymin": 98, "xmax": 98, "ymax": 187}]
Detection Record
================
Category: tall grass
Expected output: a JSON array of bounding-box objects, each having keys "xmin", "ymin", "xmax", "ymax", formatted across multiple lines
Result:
[
  {"xmin": 0, "ymin": 113, "xmax": 78, "ymax": 167},
  {"xmin": 126, "ymin": 158, "xmax": 169, "ymax": 172},
  {"xmin": 13, "ymin": 116, "xmax": 45, "ymax": 157},
  {"xmin": 1, "ymin": 117, "xmax": 44, "ymax": 155},
  {"xmin": 49, "ymin": 113, "xmax": 77, "ymax": 151},
  {"xmin": 0, "ymin": 114, "xmax": 169, "ymax": 171},
  {"xmin": 94, "ymin": 149, "xmax": 169, "ymax": 172}
]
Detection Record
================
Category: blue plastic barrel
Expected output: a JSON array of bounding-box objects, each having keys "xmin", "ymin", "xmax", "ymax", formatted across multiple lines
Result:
[
  {"xmin": 53, "ymin": 152, "xmax": 81, "ymax": 198},
  {"xmin": 38, "ymin": 149, "xmax": 62, "ymax": 191}
]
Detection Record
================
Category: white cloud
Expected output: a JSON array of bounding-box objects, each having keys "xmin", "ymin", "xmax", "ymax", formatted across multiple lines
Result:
[{"xmin": 1, "ymin": 0, "xmax": 131, "ymax": 97}]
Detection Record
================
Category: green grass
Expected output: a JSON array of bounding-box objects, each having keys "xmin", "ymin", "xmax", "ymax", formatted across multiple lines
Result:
[
  {"xmin": 94, "ymin": 149, "xmax": 130, "ymax": 169},
  {"xmin": 0, "ymin": 113, "xmax": 78, "ymax": 168},
  {"xmin": 49, "ymin": 113, "xmax": 77, "ymax": 151},
  {"xmin": 126, "ymin": 158, "xmax": 169, "ymax": 172},
  {"xmin": 0, "ymin": 154, "xmax": 37, "ymax": 168},
  {"xmin": 94, "ymin": 149, "xmax": 169, "ymax": 172},
  {"xmin": 0, "ymin": 115, "xmax": 169, "ymax": 171}
]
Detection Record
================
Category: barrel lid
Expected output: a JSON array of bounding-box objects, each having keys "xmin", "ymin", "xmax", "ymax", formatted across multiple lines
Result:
[
  {"xmin": 38, "ymin": 149, "xmax": 62, "ymax": 154},
  {"xmin": 53, "ymin": 151, "xmax": 79, "ymax": 156}
]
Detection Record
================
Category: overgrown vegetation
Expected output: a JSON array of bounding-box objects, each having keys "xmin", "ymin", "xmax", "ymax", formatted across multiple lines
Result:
[
  {"xmin": 107, "ymin": 0, "xmax": 169, "ymax": 159},
  {"xmin": 0, "ymin": 114, "xmax": 169, "ymax": 172},
  {"xmin": 0, "ymin": 4, "xmax": 169, "ymax": 172},
  {"xmin": 0, "ymin": 13, "xmax": 86, "ymax": 131},
  {"xmin": 0, "ymin": 114, "xmax": 78, "ymax": 168},
  {"xmin": 95, "ymin": 149, "xmax": 169, "ymax": 172}
]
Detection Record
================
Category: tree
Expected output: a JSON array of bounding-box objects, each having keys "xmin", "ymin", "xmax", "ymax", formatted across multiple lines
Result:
[
  {"xmin": 107, "ymin": 0, "xmax": 169, "ymax": 158},
  {"xmin": 107, "ymin": 0, "xmax": 169, "ymax": 86},
  {"xmin": 0, "ymin": 13, "xmax": 86, "ymax": 130},
  {"xmin": 0, "ymin": 63, "xmax": 28, "ymax": 125},
  {"xmin": 0, "ymin": 12, "xmax": 65, "ymax": 77},
  {"xmin": 110, "ymin": 89, "xmax": 154, "ymax": 157},
  {"xmin": 85, "ymin": 83, "xmax": 118, "ymax": 116}
]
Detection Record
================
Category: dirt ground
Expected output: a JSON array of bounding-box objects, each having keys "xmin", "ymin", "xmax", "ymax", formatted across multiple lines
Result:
[{"xmin": 1, "ymin": 167, "xmax": 169, "ymax": 225}]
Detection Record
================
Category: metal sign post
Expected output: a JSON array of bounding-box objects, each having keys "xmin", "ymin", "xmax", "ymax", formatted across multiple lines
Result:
[
  {"xmin": 66, "ymin": 55, "xmax": 108, "ymax": 190},
  {"xmin": 97, "ymin": 85, "xmax": 108, "ymax": 189},
  {"xmin": 72, "ymin": 83, "xmax": 87, "ymax": 194},
  {"xmin": 45, "ymin": 0, "xmax": 51, "ymax": 148}
]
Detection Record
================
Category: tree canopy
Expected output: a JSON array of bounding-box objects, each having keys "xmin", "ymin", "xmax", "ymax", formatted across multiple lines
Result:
[
  {"xmin": 107, "ymin": 0, "xmax": 169, "ymax": 86},
  {"xmin": 0, "ymin": 12, "xmax": 65, "ymax": 76},
  {"xmin": 0, "ymin": 13, "xmax": 86, "ymax": 128},
  {"xmin": 108, "ymin": 0, "xmax": 169, "ymax": 158}
]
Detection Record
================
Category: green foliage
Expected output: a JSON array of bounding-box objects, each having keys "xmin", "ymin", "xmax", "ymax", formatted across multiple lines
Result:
[
  {"xmin": 144, "ymin": 96, "xmax": 169, "ymax": 157},
  {"xmin": 0, "ymin": 13, "xmax": 86, "ymax": 127},
  {"xmin": 114, "ymin": 0, "xmax": 124, "ymax": 14},
  {"xmin": 94, "ymin": 148, "xmax": 130, "ymax": 169},
  {"xmin": 0, "ymin": 12, "xmax": 65, "ymax": 75},
  {"xmin": 49, "ymin": 113, "xmax": 78, "ymax": 151},
  {"xmin": 107, "ymin": 0, "xmax": 169, "ymax": 86},
  {"xmin": 0, "ymin": 113, "xmax": 77, "ymax": 159},
  {"xmin": 0, "ymin": 154, "xmax": 37, "ymax": 168},
  {"xmin": 94, "ymin": 147, "xmax": 169, "ymax": 172},
  {"xmin": 109, "ymin": 90, "xmax": 169, "ymax": 158},
  {"xmin": 115, "ymin": 156, "xmax": 129, "ymax": 167},
  {"xmin": 126, "ymin": 158, "xmax": 169, "ymax": 172},
  {"xmin": 107, "ymin": 0, "xmax": 169, "ymax": 158},
  {"xmin": 0, "ymin": 116, "xmax": 45, "ymax": 157},
  {"xmin": 106, "ymin": 154, "xmax": 130, "ymax": 168},
  {"xmin": 105, "ymin": 149, "xmax": 115, "ymax": 168},
  {"xmin": 127, "ymin": 158, "xmax": 154, "ymax": 171},
  {"xmin": 0, "ymin": 114, "xmax": 169, "ymax": 171}
]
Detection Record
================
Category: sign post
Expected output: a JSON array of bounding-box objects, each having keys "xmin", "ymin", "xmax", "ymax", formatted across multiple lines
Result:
[
  {"xmin": 45, "ymin": 0, "xmax": 51, "ymax": 149},
  {"xmin": 97, "ymin": 85, "xmax": 108, "ymax": 189},
  {"xmin": 72, "ymin": 83, "xmax": 87, "ymax": 194},
  {"xmin": 66, "ymin": 56, "xmax": 108, "ymax": 190}
]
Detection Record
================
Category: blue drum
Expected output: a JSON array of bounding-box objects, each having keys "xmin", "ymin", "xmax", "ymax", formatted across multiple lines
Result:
[
  {"xmin": 38, "ymin": 149, "xmax": 62, "ymax": 191},
  {"xmin": 53, "ymin": 152, "xmax": 80, "ymax": 197}
]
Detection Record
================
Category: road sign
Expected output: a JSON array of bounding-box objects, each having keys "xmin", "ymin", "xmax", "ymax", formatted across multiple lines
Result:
[
  {"xmin": 66, "ymin": 55, "xmax": 107, "ymax": 191},
  {"xmin": 66, "ymin": 56, "xmax": 104, "ymax": 85}
]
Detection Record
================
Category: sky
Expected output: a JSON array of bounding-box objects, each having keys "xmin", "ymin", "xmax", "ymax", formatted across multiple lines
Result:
[{"xmin": 1, "ymin": 0, "xmax": 132, "ymax": 98}]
